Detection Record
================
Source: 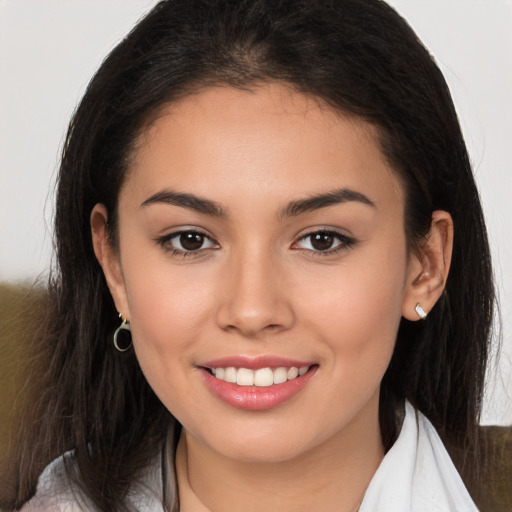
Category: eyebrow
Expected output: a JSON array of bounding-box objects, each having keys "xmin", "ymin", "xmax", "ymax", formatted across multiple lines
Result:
[
  {"xmin": 277, "ymin": 188, "xmax": 376, "ymax": 219},
  {"xmin": 140, "ymin": 187, "xmax": 375, "ymax": 219},
  {"xmin": 141, "ymin": 190, "xmax": 226, "ymax": 217}
]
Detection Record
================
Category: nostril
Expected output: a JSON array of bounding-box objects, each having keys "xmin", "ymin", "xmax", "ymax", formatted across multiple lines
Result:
[{"xmin": 215, "ymin": 289, "xmax": 296, "ymax": 336}]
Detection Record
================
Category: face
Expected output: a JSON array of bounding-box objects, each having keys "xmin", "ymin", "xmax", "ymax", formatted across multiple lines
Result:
[{"xmin": 97, "ymin": 83, "xmax": 422, "ymax": 463}]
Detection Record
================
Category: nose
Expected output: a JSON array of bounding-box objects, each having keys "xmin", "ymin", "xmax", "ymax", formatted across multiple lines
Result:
[{"xmin": 215, "ymin": 249, "xmax": 295, "ymax": 338}]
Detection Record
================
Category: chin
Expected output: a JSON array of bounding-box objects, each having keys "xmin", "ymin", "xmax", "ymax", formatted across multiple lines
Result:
[{"xmin": 215, "ymin": 436, "xmax": 313, "ymax": 464}]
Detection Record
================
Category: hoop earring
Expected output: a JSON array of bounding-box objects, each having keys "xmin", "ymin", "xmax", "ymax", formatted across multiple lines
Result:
[
  {"xmin": 113, "ymin": 316, "xmax": 132, "ymax": 352},
  {"xmin": 415, "ymin": 303, "xmax": 428, "ymax": 320}
]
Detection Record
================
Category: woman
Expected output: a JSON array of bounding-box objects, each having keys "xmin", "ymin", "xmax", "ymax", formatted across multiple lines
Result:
[{"xmin": 5, "ymin": 0, "xmax": 494, "ymax": 510}]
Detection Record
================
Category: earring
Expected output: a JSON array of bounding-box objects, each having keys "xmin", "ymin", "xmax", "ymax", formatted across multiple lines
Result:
[
  {"xmin": 415, "ymin": 303, "xmax": 428, "ymax": 320},
  {"xmin": 113, "ymin": 314, "xmax": 132, "ymax": 352}
]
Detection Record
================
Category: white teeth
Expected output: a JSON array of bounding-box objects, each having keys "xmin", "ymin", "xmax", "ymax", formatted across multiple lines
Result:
[
  {"xmin": 237, "ymin": 368, "xmax": 254, "ymax": 386},
  {"xmin": 273, "ymin": 367, "xmax": 288, "ymax": 384},
  {"xmin": 211, "ymin": 365, "xmax": 311, "ymax": 387},
  {"xmin": 287, "ymin": 367, "xmax": 299, "ymax": 380},
  {"xmin": 224, "ymin": 367, "xmax": 237, "ymax": 383},
  {"xmin": 254, "ymin": 368, "xmax": 274, "ymax": 387}
]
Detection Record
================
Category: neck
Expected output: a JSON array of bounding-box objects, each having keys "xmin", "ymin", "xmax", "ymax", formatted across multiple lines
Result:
[{"xmin": 175, "ymin": 394, "xmax": 385, "ymax": 512}]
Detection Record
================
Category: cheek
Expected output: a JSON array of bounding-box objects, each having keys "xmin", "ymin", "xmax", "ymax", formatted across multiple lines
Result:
[
  {"xmin": 301, "ymin": 241, "xmax": 407, "ymax": 376},
  {"xmin": 126, "ymin": 270, "xmax": 214, "ymax": 351},
  {"xmin": 120, "ymin": 230, "xmax": 215, "ymax": 328},
  {"xmin": 122, "ymin": 266, "xmax": 214, "ymax": 420},
  {"xmin": 118, "ymin": 243, "xmax": 216, "ymax": 386}
]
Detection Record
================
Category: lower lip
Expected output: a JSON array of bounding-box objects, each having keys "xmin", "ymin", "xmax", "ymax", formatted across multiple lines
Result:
[{"xmin": 200, "ymin": 366, "xmax": 318, "ymax": 410}]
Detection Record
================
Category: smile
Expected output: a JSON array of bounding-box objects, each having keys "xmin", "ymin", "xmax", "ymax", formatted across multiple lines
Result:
[
  {"xmin": 211, "ymin": 366, "xmax": 310, "ymax": 387},
  {"xmin": 200, "ymin": 359, "xmax": 318, "ymax": 410}
]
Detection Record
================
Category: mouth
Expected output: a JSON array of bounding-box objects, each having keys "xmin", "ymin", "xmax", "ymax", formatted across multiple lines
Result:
[
  {"xmin": 207, "ymin": 365, "xmax": 311, "ymax": 387},
  {"xmin": 199, "ymin": 358, "xmax": 318, "ymax": 410}
]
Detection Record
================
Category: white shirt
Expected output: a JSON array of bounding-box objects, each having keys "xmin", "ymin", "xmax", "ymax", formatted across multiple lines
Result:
[
  {"xmin": 22, "ymin": 401, "xmax": 478, "ymax": 511},
  {"xmin": 359, "ymin": 401, "xmax": 479, "ymax": 511}
]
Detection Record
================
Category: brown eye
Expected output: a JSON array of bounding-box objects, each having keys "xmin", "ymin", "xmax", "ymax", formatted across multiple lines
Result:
[
  {"xmin": 161, "ymin": 230, "xmax": 218, "ymax": 254},
  {"xmin": 180, "ymin": 232, "xmax": 205, "ymax": 251},
  {"xmin": 294, "ymin": 230, "xmax": 355, "ymax": 254},
  {"xmin": 310, "ymin": 233, "xmax": 336, "ymax": 251}
]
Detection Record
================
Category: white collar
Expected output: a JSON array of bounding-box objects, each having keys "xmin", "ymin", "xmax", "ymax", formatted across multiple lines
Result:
[{"xmin": 359, "ymin": 401, "xmax": 479, "ymax": 511}]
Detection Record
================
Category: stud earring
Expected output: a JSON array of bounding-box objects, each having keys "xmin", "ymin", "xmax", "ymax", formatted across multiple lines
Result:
[
  {"xmin": 113, "ymin": 314, "xmax": 132, "ymax": 352},
  {"xmin": 415, "ymin": 303, "xmax": 428, "ymax": 320}
]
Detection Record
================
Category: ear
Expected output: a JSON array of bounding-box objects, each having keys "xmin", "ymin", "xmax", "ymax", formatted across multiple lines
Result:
[
  {"xmin": 90, "ymin": 204, "xmax": 130, "ymax": 320},
  {"xmin": 402, "ymin": 210, "xmax": 453, "ymax": 321}
]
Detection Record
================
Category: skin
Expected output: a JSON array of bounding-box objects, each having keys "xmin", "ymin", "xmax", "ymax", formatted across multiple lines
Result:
[{"xmin": 91, "ymin": 83, "xmax": 453, "ymax": 512}]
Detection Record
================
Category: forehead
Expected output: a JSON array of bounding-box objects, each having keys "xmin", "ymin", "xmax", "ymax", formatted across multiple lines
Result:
[{"xmin": 124, "ymin": 83, "xmax": 404, "ymax": 212}]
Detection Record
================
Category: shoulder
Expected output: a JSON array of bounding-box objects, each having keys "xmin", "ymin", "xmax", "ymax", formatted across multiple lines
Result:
[
  {"xmin": 19, "ymin": 452, "xmax": 91, "ymax": 512},
  {"xmin": 412, "ymin": 407, "xmax": 479, "ymax": 510},
  {"xmin": 20, "ymin": 450, "xmax": 167, "ymax": 512},
  {"xmin": 360, "ymin": 401, "xmax": 479, "ymax": 512}
]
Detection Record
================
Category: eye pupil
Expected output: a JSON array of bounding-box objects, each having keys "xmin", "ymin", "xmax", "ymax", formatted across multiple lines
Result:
[
  {"xmin": 311, "ymin": 233, "xmax": 334, "ymax": 251},
  {"xmin": 180, "ymin": 232, "xmax": 204, "ymax": 250}
]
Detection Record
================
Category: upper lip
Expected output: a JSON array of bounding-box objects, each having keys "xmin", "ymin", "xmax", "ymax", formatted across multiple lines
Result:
[{"xmin": 200, "ymin": 355, "xmax": 315, "ymax": 370}]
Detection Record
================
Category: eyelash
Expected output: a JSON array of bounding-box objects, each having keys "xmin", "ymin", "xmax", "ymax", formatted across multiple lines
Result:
[
  {"xmin": 156, "ymin": 230, "xmax": 219, "ymax": 258},
  {"xmin": 293, "ymin": 230, "xmax": 356, "ymax": 256},
  {"xmin": 156, "ymin": 229, "xmax": 356, "ymax": 258}
]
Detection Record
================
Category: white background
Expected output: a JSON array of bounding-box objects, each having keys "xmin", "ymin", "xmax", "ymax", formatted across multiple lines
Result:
[{"xmin": 0, "ymin": 0, "xmax": 511, "ymax": 424}]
